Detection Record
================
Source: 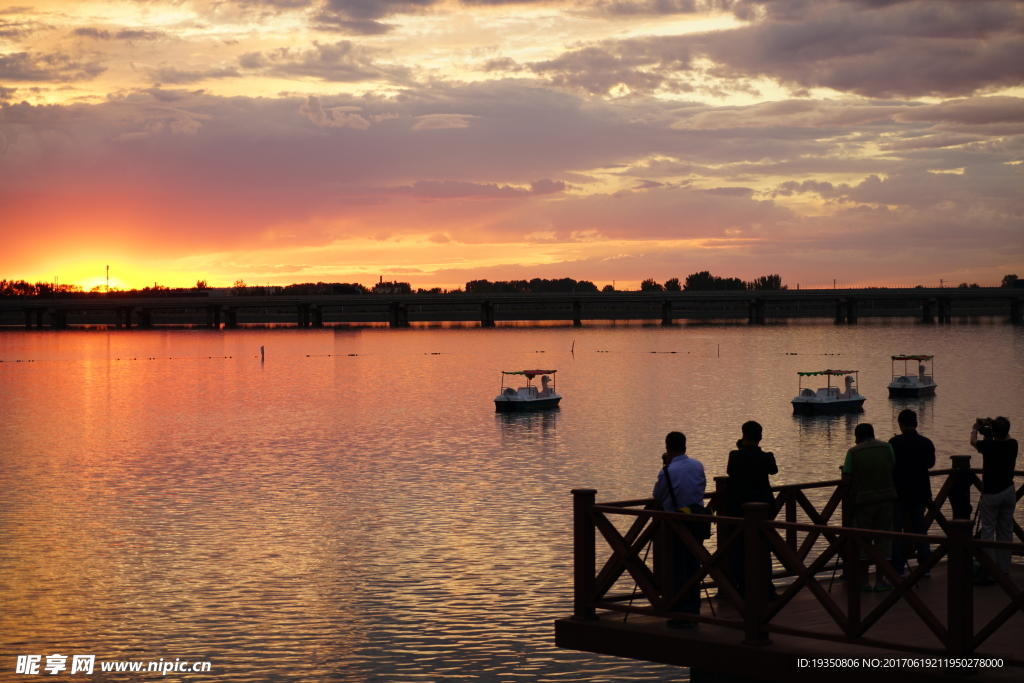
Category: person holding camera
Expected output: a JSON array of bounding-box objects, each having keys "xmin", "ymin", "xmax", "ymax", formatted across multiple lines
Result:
[
  {"xmin": 653, "ymin": 431, "xmax": 707, "ymax": 628},
  {"xmin": 971, "ymin": 416, "xmax": 1018, "ymax": 585}
]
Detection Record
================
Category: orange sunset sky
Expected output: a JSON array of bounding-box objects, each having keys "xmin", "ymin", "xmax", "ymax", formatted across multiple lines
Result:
[{"xmin": 1, "ymin": 0, "xmax": 1022, "ymax": 291}]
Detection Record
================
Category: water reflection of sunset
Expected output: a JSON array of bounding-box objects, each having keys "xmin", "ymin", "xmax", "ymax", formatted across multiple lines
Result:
[{"xmin": 2, "ymin": 323, "xmax": 1021, "ymax": 679}]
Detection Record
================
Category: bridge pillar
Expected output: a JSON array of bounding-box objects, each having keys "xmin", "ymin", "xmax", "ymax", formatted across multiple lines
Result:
[
  {"xmin": 118, "ymin": 306, "xmax": 133, "ymax": 329},
  {"xmin": 22, "ymin": 308, "xmax": 33, "ymax": 329},
  {"xmin": 312, "ymin": 305, "xmax": 324, "ymax": 328},
  {"xmin": 748, "ymin": 298, "xmax": 765, "ymax": 324},
  {"xmin": 572, "ymin": 300, "xmax": 582, "ymax": 327},
  {"xmin": 388, "ymin": 301, "xmax": 408, "ymax": 328},
  {"xmin": 834, "ymin": 299, "xmax": 846, "ymax": 324},
  {"xmin": 225, "ymin": 307, "xmax": 238, "ymax": 328},
  {"xmin": 937, "ymin": 296, "xmax": 952, "ymax": 324},
  {"xmin": 139, "ymin": 308, "xmax": 153, "ymax": 328},
  {"xmin": 1010, "ymin": 297, "xmax": 1023, "ymax": 324},
  {"xmin": 946, "ymin": 519, "xmax": 974, "ymax": 658},
  {"xmin": 297, "ymin": 303, "xmax": 311, "ymax": 328},
  {"xmin": 846, "ymin": 297, "xmax": 858, "ymax": 324},
  {"xmin": 921, "ymin": 298, "xmax": 934, "ymax": 323},
  {"xmin": 480, "ymin": 300, "xmax": 495, "ymax": 327},
  {"xmin": 50, "ymin": 309, "xmax": 67, "ymax": 329},
  {"xmin": 661, "ymin": 299, "xmax": 673, "ymax": 326},
  {"xmin": 206, "ymin": 305, "xmax": 221, "ymax": 329}
]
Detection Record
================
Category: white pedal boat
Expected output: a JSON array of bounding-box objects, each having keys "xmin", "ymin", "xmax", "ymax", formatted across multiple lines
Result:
[
  {"xmin": 888, "ymin": 355, "xmax": 937, "ymax": 397},
  {"xmin": 494, "ymin": 370, "xmax": 561, "ymax": 412},
  {"xmin": 792, "ymin": 369, "xmax": 865, "ymax": 414}
]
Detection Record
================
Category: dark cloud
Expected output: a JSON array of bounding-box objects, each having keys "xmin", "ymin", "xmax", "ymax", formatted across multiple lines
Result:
[
  {"xmin": 238, "ymin": 0, "xmax": 315, "ymax": 6},
  {"xmin": 596, "ymin": 0, "xmax": 703, "ymax": 15},
  {"xmin": 530, "ymin": 0, "xmax": 1024, "ymax": 98},
  {"xmin": 0, "ymin": 51, "xmax": 106, "ymax": 83},
  {"xmin": 0, "ymin": 18, "xmax": 36, "ymax": 39},
  {"xmin": 770, "ymin": 179, "xmax": 841, "ymax": 198},
  {"xmin": 699, "ymin": 1, "xmax": 1024, "ymax": 98},
  {"xmin": 74, "ymin": 27, "xmax": 165, "ymax": 40},
  {"xmin": 73, "ymin": 27, "xmax": 111, "ymax": 39},
  {"xmin": 147, "ymin": 67, "xmax": 243, "ymax": 85},
  {"xmin": 481, "ymin": 57, "xmax": 522, "ymax": 73},
  {"xmin": 318, "ymin": 0, "xmax": 436, "ymax": 21},
  {"xmin": 242, "ymin": 41, "xmax": 405, "ymax": 83},
  {"xmin": 313, "ymin": 17, "xmax": 394, "ymax": 34},
  {"xmin": 0, "ymin": 85, "xmax": 17, "ymax": 102}
]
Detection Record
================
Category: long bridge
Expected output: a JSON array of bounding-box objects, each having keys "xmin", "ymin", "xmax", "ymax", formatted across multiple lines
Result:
[
  {"xmin": 555, "ymin": 456, "xmax": 1024, "ymax": 682},
  {"xmin": 2, "ymin": 287, "xmax": 1022, "ymax": 329}
]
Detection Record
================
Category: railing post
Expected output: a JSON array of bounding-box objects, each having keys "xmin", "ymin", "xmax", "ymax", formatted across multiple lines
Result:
[
  {"xmin": 785, "ymin": 489, "xmax": 797, "ymax": 551},
  {"xmin": 572, "ymin": 488, "xmax": 597, "ymax": 621},
  {"xmin": 714, "ymin": 476, "xmax": 734, "ymax": 592},
  {"xmin": 950, "ymin": 455, "xmax": 973, "ymax": 520},
  {"xmin": 946, "ymin": 520, "xmax": 974, "ymax": 657},
  {"xmin": 839, "ymin": 466, "xmax": 851, "ymax": 577},
  {"xmin": 741, "ymin": 502, "xmax": 772, "ymax": 646}
]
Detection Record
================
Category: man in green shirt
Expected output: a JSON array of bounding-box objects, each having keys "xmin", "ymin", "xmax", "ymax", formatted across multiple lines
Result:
[{"xmin": 843, "ymin": 423, "xmax": 897, "ymax": 591}]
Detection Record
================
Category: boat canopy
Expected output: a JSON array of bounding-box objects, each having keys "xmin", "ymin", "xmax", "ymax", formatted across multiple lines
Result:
[
  {"xmin": 891, "ymin": 355, "xmax": 933, "ymax": 361},
  {"xmin": 797, "ymin": 369, "xmax": 858, "ymax": 376},
  {"xmin": 503, "ymin": 369, "xmax": 557, "ymax": 379}
]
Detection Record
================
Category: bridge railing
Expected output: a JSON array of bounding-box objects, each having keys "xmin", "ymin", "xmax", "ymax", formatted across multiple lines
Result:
[{"xmin": 570, "ymin": 459, "xmax": 1024, "ymax": 663}]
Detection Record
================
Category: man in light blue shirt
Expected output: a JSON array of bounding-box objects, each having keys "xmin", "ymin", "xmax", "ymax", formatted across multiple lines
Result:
[{"xmin": 652, "ymin": 431, "xmax": 707, "ymax": 627}]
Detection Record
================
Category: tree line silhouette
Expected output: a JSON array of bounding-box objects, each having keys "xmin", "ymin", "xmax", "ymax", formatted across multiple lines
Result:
[
  {"xmin": 2, "ymin": 273, "xmax": 1018, "ymax": 298},
  {"xmin": 639, "ymin": 272, "xmax": 785, "ymax": 292}
]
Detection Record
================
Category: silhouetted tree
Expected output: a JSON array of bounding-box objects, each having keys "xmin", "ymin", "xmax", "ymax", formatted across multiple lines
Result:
[
  {"xmin": 747, "ymin": 274, "xmax": 786, "ymax": 290},
  {"xmin": 195, "ymin": 280, "xmax": 208, "ymax": 290},
  {"xmin": 683, "ymin": 271, "xmax": 745, "ymax": 291},
  {"xmin": 1002, "ymin": 274, "xmax": 1019, "ymax": 287},
  {"xmin": 664, "ymin": 277, "xmax": 681, "ymax": 291},
  {"xmin": 640, "ymin": 278, "xmax": 663, "ymax": 292},
  {"xmin": 466, "ymin": 278, "xmax": 596, "ymax": 293},
  {"xmin": 602, "ymin": 284, "xmax": 615, "ymax": 293}
]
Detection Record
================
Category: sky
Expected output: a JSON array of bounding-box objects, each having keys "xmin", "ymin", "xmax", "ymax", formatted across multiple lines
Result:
[{"xmin": 1, "ymin": 0, "xmax": 1022, "ymax": 291}]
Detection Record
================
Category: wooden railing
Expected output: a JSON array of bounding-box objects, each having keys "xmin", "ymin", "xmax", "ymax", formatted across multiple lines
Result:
[{"xmin": 571, "ymin": 456, "xmax": 1024, "ymax": 663}]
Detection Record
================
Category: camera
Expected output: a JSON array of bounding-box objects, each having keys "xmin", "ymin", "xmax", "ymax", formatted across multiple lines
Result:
[{"xmin": 976, "ymin": 418, "xmax": 993, "ymax": 437}]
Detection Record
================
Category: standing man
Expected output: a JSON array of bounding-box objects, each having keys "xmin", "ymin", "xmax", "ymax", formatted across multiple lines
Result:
[
  {"xmin": 889, "ymin": 409, "xmax": 935, "ymax": 576},
  {"xmin": 726, "ymin": 421, "xmax": 779, "ymax": 599},
  {"xmin": 971, "ymin": 416, "xmax": 1018, "ymax": 585},
  {"xmin": 653, "ymin": 431, "xmax": 707, "ymax": 628},
  {"xmin": 843, "ymin": 423, "xmax": 897, "ymax": 591}
]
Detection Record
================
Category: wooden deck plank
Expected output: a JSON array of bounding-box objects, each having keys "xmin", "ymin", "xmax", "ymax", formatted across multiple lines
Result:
[{"xmin": 556, "ymin": 562, "xmax": 1023, "ymax": 682}]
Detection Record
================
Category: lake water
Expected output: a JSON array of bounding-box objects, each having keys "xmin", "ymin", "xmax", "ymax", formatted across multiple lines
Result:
[{"xmin": 2, "ymin": 319, "xmax": 1022, "ymax": 682}]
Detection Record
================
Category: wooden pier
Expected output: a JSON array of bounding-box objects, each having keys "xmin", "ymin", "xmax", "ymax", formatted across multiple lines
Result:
[
  {"xmin": 1, "ymin": 287, "xmax": 1022, "ymax": 329},
  {"xmin": 555, "ymin": 457, "xmax": 1024, "ymax": 682}
]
